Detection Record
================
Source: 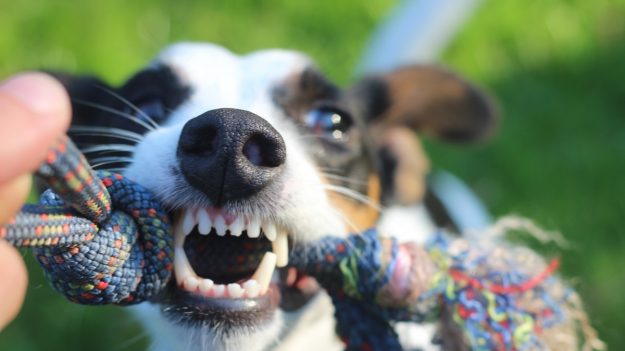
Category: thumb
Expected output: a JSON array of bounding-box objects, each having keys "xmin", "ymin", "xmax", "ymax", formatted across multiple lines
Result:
[{"xmin": 0, "ymin": 72, "xmax": 71, "ymax": 183}]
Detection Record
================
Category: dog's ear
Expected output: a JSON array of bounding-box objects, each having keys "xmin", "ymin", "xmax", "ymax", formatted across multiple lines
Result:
[
  {"xmin": 349, "ymin": 66, "xmax": 498, "ymax": 206},
  {"xmin": 351, "ymin": 65, "xmax": 498, "ymax": 142}
]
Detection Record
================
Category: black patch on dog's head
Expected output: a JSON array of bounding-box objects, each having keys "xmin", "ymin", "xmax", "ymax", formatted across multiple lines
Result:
[{"xmin": 48, "ymin": 65, "xmax": 191, "ymax": 168}]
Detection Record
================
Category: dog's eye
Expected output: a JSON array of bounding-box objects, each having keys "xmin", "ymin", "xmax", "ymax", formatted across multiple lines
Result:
[
  {"xmin": 304, "ymin": 107, "xmax": 353, "ymax": 141},
  {"xmin": 125, "ymin": 97, "xmax": 166, "ymax": 124}
]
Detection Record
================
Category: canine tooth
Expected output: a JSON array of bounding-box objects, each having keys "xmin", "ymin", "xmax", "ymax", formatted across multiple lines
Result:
[
  {"xmin": 243, "ymin": 280, "xmax": 260, "ymax": 298},
  {"xmin": 197, "ymin": 209, "xmax": 212, "ymax": 235},
  {"xmin": 273, "ymin": 228, "xmax": 289, "ymax": 267},
  {"xmin": 199, "ymin": 279, "xmax": 214, "ymax": 295},
  {"xmin": 182, "ymin": 209, "xmax": 196, "ymax": 235},
  {"xmin": 263, "ymin": 221, "xmax": 277, "ymax": 241},
  {"xmin": 252, "ymin": 252, "xmax": 277, "ymax": 295},
  {"xmin": 174, "ymin": 247, "xmax": 196, "ymax": 284},
  {"xmin": 213, "ymin": 284, "xmax": 226, "ymax": 297},
  {"xmin": 183, "ymin": 276, "xmax": 199, "ymax": 292},
  {"xmin": 215, "ymin": 215, "xmax": 227, "ymax": 236},
  {"xmin": 229, "ymin": 215, "xmax": 245, "ymax": 237},
  {"xmin": 247, "ymin": 217, "xmax": 261, "ymax": 238},
  {"xmin": 174, "ymin": 219, "xmax": 186, "ymax": 248},
  {"xmin": 227, "ymin": 283, "xmax": 244, "ymax": 298}
]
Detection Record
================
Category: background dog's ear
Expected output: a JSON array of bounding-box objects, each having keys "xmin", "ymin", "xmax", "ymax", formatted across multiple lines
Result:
[
  {"xmin": 351, "ymin": 65, "xmax": 498, "ymax": 143},
  {"xmin": 350, "ymin": 66, "xmax": 498, "ymax": 206}
]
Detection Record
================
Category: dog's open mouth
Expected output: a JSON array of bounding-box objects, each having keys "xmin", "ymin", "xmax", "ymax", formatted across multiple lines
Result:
[{"xmin": 161, "ymin": 207, "xmax": 298, "ymax": 327}]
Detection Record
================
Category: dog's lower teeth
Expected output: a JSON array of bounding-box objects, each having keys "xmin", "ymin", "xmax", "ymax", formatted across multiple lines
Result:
[
  {"xmin": 252, "ymin": 252, "xmax": 277, "ymax": 295},
  {"xmin": 183, "ymin": 276, "xmax": 199, "ymax": 291},
  {"xmin": 273, "ymin": 229, "xmax": 289, "ymax": 267},
  {"xmin": 213, "ymin": 284, "xmax": 226, "ymax": 297},
  {"xmin": 199, "ymin": 279, "xmax": 214, "ymax": 294},
  {"xmin": 227, "ymin": 283, "xmax": 244, "ymax": 298},
  {"xmin": 243, "ymin": 280, "xmax": 260, "ymax": 298}
]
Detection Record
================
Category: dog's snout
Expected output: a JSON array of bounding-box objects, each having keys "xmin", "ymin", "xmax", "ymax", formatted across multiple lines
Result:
[{"xmin": 177, "ymin": 108, "xmax": 286, "ymax": 204}]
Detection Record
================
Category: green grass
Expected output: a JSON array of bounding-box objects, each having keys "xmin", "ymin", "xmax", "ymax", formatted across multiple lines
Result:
[{"xmin": 1, "ymin": 1, "xmax": 624, "ymax": 350}]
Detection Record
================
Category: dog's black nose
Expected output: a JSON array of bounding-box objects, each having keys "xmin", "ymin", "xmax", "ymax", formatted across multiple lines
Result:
[{"xmin": 177, "ymin": 108, "xmax": 286, "ymax": 204}]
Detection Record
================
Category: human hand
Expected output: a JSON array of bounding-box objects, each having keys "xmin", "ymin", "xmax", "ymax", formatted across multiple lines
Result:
[{"xmin": 0, "ymin": 73, "xmax": 70, "ymax": 331}]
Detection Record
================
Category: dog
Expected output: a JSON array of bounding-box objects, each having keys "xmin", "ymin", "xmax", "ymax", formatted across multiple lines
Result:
[{"xmin": 51, "ymin": 42, "xmax": 497, "ymax": 351}]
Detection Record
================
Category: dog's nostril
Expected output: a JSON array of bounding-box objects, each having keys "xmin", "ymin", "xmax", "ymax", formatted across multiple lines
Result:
[
  {"xmin": 180, "ymin": 125, "xmax": 219, "ymax": 156},
  {"xmin": 242, "ymin": 133, "xmax": 285, "ymax": 168}
]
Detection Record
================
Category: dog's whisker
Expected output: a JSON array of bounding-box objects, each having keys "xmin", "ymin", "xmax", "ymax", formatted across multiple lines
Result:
[
  {"xmin": 70, "ymin": 126, "xmax": 144, "ymax": 143},
  {"xmin": 95, "ymin": 85, "xmax": 160, "ymax": 129},
  {"xmin": 80, "ymin": 144, "xmax": 136, "ymax": 154},
  {"xmin": 113, "ymin": 329, "xmax": 150, "ymax": 350},
  {"xmin": 72, "ymin": 98, "xmax": 156, "ymax": 132},
  {"xmin": 320, "ymin": 172, "xmax": 369, "ymax": 186},
  {"xmin": 322, "ymin": 184, "xmax": 383, "ymax": 212},
  {"xmin": 89, "ymin": 157, "xmax": 134, "ymax": 169}
]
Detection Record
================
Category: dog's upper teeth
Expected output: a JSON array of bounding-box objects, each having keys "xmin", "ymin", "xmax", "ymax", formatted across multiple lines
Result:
[
  {"xmin": 229, "ymin": 215, "xmax": 245, "ymax": 237},
  {"xmin": 182, "ymin": 209, "xmax": 197, "ymax": 236},
  {"xmin": 263, "ymin": 221, "xmax": 277, "ymax": 241},
  {"xmin": 214, "ymin": 215, "xmax": 227, "ymax": 236},
  {"xmin": 197, "ymin": 209, "xmax": 212, "ymax": 235},
  {"xmin": 247, "ymin": 217, "xmax": 261, "ymax": 238}
]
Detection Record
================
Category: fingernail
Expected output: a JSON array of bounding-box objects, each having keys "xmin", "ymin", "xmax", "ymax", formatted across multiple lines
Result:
[{"xmin": 0, "ymin": 72, "xmax": 69, "ymax": 116}]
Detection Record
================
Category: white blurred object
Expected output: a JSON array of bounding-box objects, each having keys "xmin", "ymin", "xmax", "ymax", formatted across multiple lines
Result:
[
  {"xmin": 429, "ymin": 170, "xmax": 492, "ymax": 232},
  {"xmin": 357, "ymin": 0, "xmax": 482, "ymax": 73}
]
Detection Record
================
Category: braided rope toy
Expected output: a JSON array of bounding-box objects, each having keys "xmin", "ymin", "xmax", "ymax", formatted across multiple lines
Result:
[{"xmin": 1, "ymin": 137, "xmax": 603, "ymax": 350}]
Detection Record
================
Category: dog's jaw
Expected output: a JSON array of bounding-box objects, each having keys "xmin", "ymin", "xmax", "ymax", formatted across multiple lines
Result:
[{"xmin": 122, "ymin": 43, "xmax": 347, "ymax": 351}]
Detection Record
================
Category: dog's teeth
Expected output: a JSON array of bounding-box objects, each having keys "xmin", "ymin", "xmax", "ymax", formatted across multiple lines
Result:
[
  {"xmin": 263, "ymin": 221, "xmax": 277, "ymax": 241},
  {"xmin": 247, "ymin": 217, "xmax": 261, "ymax": 238},
  {"xmin": 243, "ymin": 280, "xmax": 260, "ymax": 298},
  {"xmin": 174, "ymin": 218, "xmax": 186, "ymax": 248},
  {"xmin": 273, "ymin": 228, "xmax": 289, "ymax": 267},
  {"xmin": 174, "ymin": 247, "xmax": 196, "ymax": 283},
  {"xmin": 199, "ymin": 279, "xmax": 214, "ymax": 295},
  {"xmin": 229, "ymin": 215, "xmax": 245, "ymax": 237},
  {"xmin": 252, "ymin": 252, "xmax": 277, "ymax": 295},
  {"xmin": 215, "ymin": 215, "xmax": 227, "ymax": 236},
  {"xmin": 182, "ymin": 209, "xmax": 196, "ymax": 235},
  {"xmin": 227, "ymin": 283, "xmax": 244, "ymax": 298},
  {"xmin": 182, "ymin": 276, "xmax": 199, "ymax": 292},
  {"xmin": 197, "ymin": 209, "xmax": 212, "ymax": 235},
  {"xmin": 213, "ymin": 284, "xmax": 226, "ymax": 297}
]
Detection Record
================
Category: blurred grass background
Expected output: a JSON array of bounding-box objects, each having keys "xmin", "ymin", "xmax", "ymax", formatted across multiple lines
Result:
[{"xmin": 1, "ymin": 0, "xmax": 624, "ymax": 350}]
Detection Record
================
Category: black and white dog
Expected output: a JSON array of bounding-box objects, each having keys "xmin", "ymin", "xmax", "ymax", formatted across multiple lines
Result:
[{"xmin": 53, "ymin": 42, "xmax": 496, "ymax": 351}]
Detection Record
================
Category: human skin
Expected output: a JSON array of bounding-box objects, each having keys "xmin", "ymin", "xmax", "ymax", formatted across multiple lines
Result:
[{"xmin": 0, "ymin": 73, "xmax": 70, "ymax": 331}]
